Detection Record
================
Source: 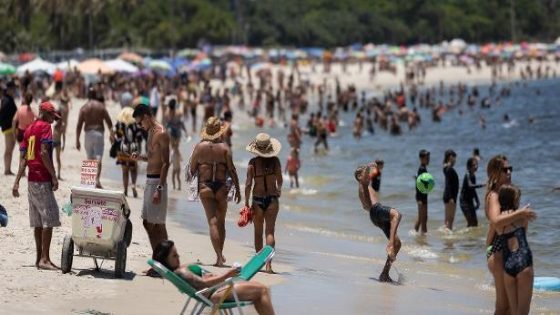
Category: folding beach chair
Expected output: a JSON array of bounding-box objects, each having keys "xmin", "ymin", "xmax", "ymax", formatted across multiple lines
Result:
[
  {"xmin": 189, "ymin": 245, "xmax": 275, "ymax": 281},
  {"xmin": 147, "ymin": 246, "xmax": 275, "ymax": 315}
]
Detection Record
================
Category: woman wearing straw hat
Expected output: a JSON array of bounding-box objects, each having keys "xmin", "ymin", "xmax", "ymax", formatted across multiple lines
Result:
[
  {"xmin": 190, "ymin": 117, "xmax": 241, "ymax": 267},
  {"xmin": 113, "ymin": 107, "xmax": 144, "ymax": 197},
  {"xmin": 244, "ymin": 133, "xmax": 282, "ymax": 273}
]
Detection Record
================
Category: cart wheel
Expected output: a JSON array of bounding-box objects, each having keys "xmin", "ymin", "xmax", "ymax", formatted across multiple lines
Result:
[
  {"xmin": 124, "ymin": 219, "xmax": 133, "ymax": 248},
  {"xmin": 61, "ymin": 235, "xmax": 74, "ymax": 274},
  {"xmin": 115, "ymin": 240, "xmax": 127, "ymax": 278}
]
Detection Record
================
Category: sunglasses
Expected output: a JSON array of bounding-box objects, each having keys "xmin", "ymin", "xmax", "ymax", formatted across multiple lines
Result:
[{"xmin": 502, "ymin": 166, "xmax": 513, "ymax": 173}]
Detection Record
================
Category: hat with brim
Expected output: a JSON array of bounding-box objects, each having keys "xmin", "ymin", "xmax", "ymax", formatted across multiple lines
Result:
[
  {"xmin": 201, "ymin": 116, "xmax": 226, "ymax": 141},
  {"xmin": 246, "ymin": 133, "xmax": 282, "ymax": 158},
  {"xmin": 40, "ymin": 101, "xmax": 61, "ymax": 120},
  {"xmin": 117, "ymin": 107, "xmax": 135, "ymax": 125}
]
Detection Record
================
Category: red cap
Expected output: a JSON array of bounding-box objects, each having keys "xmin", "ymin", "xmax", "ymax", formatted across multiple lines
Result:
[{"xmin": 40, "ymin": 101, "xmax": 61, "ymax": 120}]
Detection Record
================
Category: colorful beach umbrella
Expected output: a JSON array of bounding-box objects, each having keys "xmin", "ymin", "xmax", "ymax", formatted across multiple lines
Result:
[
  {"xmin": 0, "ymin": 63, "xmax": 16, "ymax": 75},
  {"xmin": 77, "ymin": 58, "xmax": 113, "ymax": 75},
  {"xmin": 149, "ymin": 59, "xmax": 173, "ymax": 71},
  {"xmin": 118, "ymin": 52, "xmax": 144, "ymax": 65}
]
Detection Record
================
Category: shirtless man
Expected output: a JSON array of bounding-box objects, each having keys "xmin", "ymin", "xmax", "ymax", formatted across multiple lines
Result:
[
  {"xmin": 131, "ymin": 104, "xmax": 171, "ymax": 262},
  {"xmin": 76, "ymin": 88, "xmax": 114, "ymax": 188},
  {"xmin": 355, "ymin": 163, "xmax": 402, "ymax": 282},
  {"xmin": 287, "ymin": 113, "xmax": 302, "ymax": 149}
]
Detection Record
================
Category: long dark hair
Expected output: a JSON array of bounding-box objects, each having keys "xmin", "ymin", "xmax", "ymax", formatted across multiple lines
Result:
[
  {"xmin": 486, "ymin": 155, "xmax": 508, "ymax": 201},
  {"xmin": 153, "ymin": 240, "xmax": 175, "ymax": 270}
]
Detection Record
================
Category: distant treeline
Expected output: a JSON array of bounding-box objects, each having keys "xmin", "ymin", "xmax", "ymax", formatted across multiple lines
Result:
[{"xmin": 1, "ymin": 0, "xmax": 559, "ymax": 52}]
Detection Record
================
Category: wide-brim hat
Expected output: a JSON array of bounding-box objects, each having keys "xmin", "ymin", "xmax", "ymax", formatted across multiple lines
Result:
[
  {"xmin": 201, "ymin": 116, "xmax": 226, "ymax": 141},
  {"xmin": 246, "ymin": 133, "xmax": 282, "ymax": 158},
  {"xmin": 117, "ymin": 107, "xmax": 135, "ymax": 125}
]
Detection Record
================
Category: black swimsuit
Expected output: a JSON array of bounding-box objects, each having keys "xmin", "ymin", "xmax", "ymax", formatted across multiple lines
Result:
[
  {"xmin": 502, "ymin": 227, "xmax": 533, "ymax": 277},
  {"xmin": 250, "ymin": 157, "xmax": 279, "ymax": 211},
  {"xmin": 199, "ymin": 161, "xmax": 227, "ymax": 194}
]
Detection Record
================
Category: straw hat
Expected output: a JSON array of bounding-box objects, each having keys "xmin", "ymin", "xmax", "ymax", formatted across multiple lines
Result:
[
  {"xmin": 246, "ymin": 133, "xmax": 282, "ymax": 158},
  {"xmin": 117, "ymin": 107, "xmax": 135, "ymax": 125},
  {"xmin": 201, "ymin": 116, "xmax": 226, "ymax": 141}
]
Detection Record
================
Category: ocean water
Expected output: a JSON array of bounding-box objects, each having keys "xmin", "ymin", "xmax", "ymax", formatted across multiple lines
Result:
[{"xmin": 161, "ymin": 78, "xmax": 560, "ymax": 313}]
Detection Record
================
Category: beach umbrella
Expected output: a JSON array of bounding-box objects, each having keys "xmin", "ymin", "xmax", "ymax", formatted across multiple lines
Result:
[
  {"xmin": 56, "ymin": 59, "xmax": 79, "ymax": 71},
  {"xmin": 177, "ymin": 48, "xmax": 200, "ymax": 58},
  {"xmin": 77, "ymin": 58, "xmax": 113, "ymax": 74},
  {"xmin": 118, "ymin": 52, "xmax": 144, "ymax": 65},
  {"xmin": 0, "ymin": 63, "xmax": 16, "ymax": 75},
  {"xmin": 149, "ymin": 59, "xmax": 173, "ymax": 72},
  {"xmin": 450, "ymin": 38, "xmax": 467, "ymax": 50},
  {"xmin": 17, "ymin": 58, "xmax": 56, "ymax": 74},
  {"xmin": 184, "ymin": 58, "xmax": 212, "ymax": 72},
  {"xmin": 105, "ymin": 59, "xmax": 139, "ymax": 73}
]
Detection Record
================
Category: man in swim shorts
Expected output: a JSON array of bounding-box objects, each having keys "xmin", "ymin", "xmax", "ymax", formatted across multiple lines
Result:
[
  {"xmin": 76, "ymin": 88, "xmax": 114, "ymax": 188},
  {"xmin": 131, "ymin": 104, "xmax": 170, "ymax": 270},
  {"xmin": 355, "ymin": 162, "xmax": 402, "ymax": 282}
]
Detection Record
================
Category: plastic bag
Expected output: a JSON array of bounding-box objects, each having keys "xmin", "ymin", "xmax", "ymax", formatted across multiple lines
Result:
[{"xmin": 185, "ymin": 162, "xmax": 199, "ymax": 202}]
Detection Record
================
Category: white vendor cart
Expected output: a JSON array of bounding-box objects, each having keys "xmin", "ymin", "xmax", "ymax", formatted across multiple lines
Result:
[{"xmin": 61, "ymin": 187, "xmax": 132, "ymax": 278}]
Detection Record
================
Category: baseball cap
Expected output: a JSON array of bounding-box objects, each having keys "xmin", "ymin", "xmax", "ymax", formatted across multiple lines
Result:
[{"xmin": 40, "ymin": 101, "xmax": 61, "ymax": 120}]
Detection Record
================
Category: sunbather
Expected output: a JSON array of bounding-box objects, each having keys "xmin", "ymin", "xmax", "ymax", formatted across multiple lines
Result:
[{"xmin": 153, "ymin": 240, "xmax": 275, "ymax": 315}]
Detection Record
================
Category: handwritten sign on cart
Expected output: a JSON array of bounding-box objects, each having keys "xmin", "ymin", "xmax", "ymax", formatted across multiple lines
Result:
[{"xmin": 80, "ymin": 160, "xmax": 99, "ymax": 188}]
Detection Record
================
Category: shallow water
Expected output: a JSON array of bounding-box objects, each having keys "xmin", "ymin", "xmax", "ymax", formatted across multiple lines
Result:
[{"xmin": 118, "ymin": 78, "xmax": 560, "ymax": 313}]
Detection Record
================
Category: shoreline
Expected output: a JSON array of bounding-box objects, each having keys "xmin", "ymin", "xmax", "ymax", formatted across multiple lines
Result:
[{"xmin": 1, "ymin": 61, "xmax": 559, "ymax": 314}]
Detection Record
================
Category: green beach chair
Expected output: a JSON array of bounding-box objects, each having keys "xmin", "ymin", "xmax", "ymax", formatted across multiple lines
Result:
[
  {"xmin": 188, "ymin": 245, "xmax": 275, "ymax": 281},
  {"xmin": 147, "ymin": 246, "xmax": 275, "ymax": 315}
]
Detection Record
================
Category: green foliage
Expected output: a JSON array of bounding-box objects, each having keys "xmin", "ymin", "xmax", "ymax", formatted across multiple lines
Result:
[{"xmin": 0, "ymin": 0, "xmax": 558, "ymax": 53}]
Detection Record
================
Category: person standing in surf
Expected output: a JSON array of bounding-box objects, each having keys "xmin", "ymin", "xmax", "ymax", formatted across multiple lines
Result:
[
  {"xmin": 414, "ymin": 149, "xmax": 430, "ymax": 234},
  {"xmin": 443, "ymin": 150, "xmax": 459, "ymax": 230},
  {"xmin": 459, "ymin": 157, "xmax": 484, "ymax": 227},
  {"xmin": 355, "ymin": 162, "xmax": 402, "ymax": 282}
]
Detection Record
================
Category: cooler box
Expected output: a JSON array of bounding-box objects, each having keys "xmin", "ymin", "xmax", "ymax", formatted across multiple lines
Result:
[{"xmin": 70, "ymin": 187, "xmax": 131, "ymax": 256}]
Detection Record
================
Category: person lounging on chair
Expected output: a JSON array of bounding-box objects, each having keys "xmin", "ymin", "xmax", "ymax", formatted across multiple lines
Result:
[{"xmin": 149, "ymin": 240, "xmax": 275, "ymax": 315}]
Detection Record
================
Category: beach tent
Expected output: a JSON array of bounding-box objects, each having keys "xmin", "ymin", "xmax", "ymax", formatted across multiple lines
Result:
[
  {"xmin": 77, "ymin": 58, "xmax": 113, "ymax": 74},
  {"xmin": 0, "ymin": 63, "xmax": 16, "ymax": 75},
  {"xmin": 56, "ymin": 59, "xmax": 79, "ymax": 71},
  {"xmin": 105, "ymin": 59, "xmax": 139, "ymax": 73},
  {"xmin": 17, "ymin": 58, "xmax": 56, "ymax": 74},
  {"xmin": 118, "ymin": 52, "xmax": 143, "ymax": 65}
]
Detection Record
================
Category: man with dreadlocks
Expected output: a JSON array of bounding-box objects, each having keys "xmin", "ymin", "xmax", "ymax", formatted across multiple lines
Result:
[{"xmin": 355, "ymin": 162, "xmax": 402, "ymax": 282}]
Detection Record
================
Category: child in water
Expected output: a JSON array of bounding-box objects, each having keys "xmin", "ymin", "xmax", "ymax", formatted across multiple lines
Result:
[
  {"xmin": 497, "ymin": 185, "xmax": 533, "ymax": 315},
  {"xmin": 171, "ymin": 147, "xmax": 182, "ymax": 190},
  {"xmin": 285, "ymin": 147, "xmax": 300, "ymax": 188}
]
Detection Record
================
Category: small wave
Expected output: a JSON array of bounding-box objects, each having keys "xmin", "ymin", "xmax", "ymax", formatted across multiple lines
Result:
[
  {"xmin": 502, "ymin": 119, "xmax": 518, "ymax": 129},
  {"xmin": 407, "ymin": 247, "xmax": 439, "ymax": 259},
  {"xmin": 288, "ymin": 188, "xmax": 318, "ymax": 196}
]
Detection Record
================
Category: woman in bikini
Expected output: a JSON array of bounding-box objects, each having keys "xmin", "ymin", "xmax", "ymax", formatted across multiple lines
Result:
[
  {"xmin": 244, "ymin": 133, "xmax": 282, "ymax": 273},
  {"xmin": 484, "ymin": 155, "xmax": 535, "ymax": 314},
  {"xmin": 153, "ymin": 240, "xmax": 275, "ymax": 315},
  {"xmin": 190, "ymin": 117, "xmax": 241, "ymax": 267}
]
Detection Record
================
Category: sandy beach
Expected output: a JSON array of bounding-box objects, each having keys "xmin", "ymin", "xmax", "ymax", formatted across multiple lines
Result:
[{"xmin": 1, "ymin": 60, "xmax": 560, "ymax": 315}]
